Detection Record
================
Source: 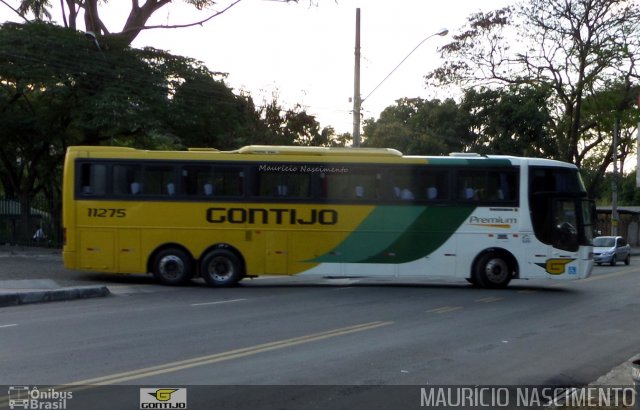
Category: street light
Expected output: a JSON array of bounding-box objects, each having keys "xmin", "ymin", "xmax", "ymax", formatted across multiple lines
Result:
[
  {"xmin": 85, "ymin": 31, "xmax": 101, "ymax": 51},
  {"xmin": 352, "ymin": 26, "xmax": 448, "ymax": 147},
  {"xmin": 85, "ymin": 31, "xmax": 107, "ymax": 60},
  {"xmin": 363, "ymin": 28, "xmax": 448, "ymax": 104}
]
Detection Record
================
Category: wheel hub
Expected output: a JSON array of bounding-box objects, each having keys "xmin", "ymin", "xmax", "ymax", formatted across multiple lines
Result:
[
  {"xmin": 485, "ymin": 258, "xmax": 508, "ymax": 283},
  {"xmin": 160, "ymin": 255, "xmax": 184, "ymax": 279}
]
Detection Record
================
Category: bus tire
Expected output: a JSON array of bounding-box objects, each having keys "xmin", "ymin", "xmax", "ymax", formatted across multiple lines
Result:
[
  {"xmin": 201, "ymin": 249, "xmax": 243, "ymax": 287},
  {"xmin": 152, "ymin": 248, "xmax": 193, "ymax": 286},
  {"xmin": 473, "ymin": 252, "xmax": 512, "ymax": 289}
]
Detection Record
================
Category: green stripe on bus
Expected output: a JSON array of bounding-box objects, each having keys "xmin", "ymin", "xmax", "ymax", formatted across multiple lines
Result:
[
  {"xmin": 362, "ymin": 206, "xmax": 475, "ymax": 263},
  {"xmin": 310, "ymin": 205, "xmax": 475, "ymax": 264}
]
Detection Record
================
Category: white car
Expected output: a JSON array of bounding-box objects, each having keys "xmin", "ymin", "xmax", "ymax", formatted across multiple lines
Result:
[{"xmin": 593, "ymin": 236, "xmax": 631, "ymax": 266}]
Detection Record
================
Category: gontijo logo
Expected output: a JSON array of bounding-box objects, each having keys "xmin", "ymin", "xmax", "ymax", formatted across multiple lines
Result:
[
  {"xmin": 535, "ymin": 258, "xmax": 575, "ymax": 275},
  {"xmin": 140, "ymin": 388, "xmax": 187, "ymax": 409}
]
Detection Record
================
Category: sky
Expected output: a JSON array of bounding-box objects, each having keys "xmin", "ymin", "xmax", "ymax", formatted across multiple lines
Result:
[{"xmin": 0, "ymin": 0, "xmax": 515, "ymax": 135}]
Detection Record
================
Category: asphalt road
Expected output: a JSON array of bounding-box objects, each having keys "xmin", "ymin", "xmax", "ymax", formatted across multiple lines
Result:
[{"xmin": 0, "ymin": 249, "xmax": 638, "ymax": 409}]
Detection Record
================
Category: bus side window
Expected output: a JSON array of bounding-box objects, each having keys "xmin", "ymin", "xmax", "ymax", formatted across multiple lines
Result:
[
  {"xmin": 400, "ymin": 188, "xmax": 414, "ymax": 200},
  {"xmin": 322, "ymin": 173, "xmax": 348, "ymax": 199},
  {"xmin": 113, "ymin": 164, "xmax": 142, "ymax": 196},
  {"xmin": 351, "ymin": 170, "xmax": 379, "ymax": 200},
  {"xmin": 458, "ymin": 171, "xmax": 480, "ymax": 201},
  {"xmin": 182, "ymin": 165, "xmax": 212, "ymax": 197},
  {"xmin": 144, "ymin": 165, "xmax": 175, "ymax": 196},
  {"xmin": 460, "ymin": 183, "xmax": 478, "ymax": 201},
  {"xmin": 255, "ymin": 167, "xmax": 309, "ymax": 199},
  {"xmin": 276, "ymin": 184, "xmax": 288, "ymax": 196},
  {"xmin": 131, "ymin": 182, "xmax": 142, "ymax": 194},
  {"xmin": 79, "ymin": 163, "xmax": 106, "ymax": 196},
  {"xmin": 212, "ymin": 167, "xmax": 243, "ymax": 197}
]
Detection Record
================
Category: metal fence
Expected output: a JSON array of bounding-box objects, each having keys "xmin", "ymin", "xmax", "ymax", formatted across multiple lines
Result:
[{"xmin": 0, "ymin": 195, "xmax": 63, "ymax": 248}]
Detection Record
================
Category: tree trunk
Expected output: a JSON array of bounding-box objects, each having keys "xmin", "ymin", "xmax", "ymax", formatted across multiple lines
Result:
[{"xmin": 118, "ymin": 0, "xmax": 172, "ymax": 46}]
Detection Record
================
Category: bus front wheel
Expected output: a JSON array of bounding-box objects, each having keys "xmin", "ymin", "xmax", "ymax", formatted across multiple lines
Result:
[
  {"xmin": 152, "ymin": 248, "xmax": 193, "ymax": 286},
  {"xmin": 201, "ymin": 249, "xmax": 243, "ymax": 287},
  {"xmin": 473, "ymin": 252, "xmax": 512, "ymax": 289}
]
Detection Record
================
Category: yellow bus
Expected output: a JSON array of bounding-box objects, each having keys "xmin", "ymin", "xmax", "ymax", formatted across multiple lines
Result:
[{"xmin": 62, "ymin": 145, "xmax": 594, "ymax": 289}]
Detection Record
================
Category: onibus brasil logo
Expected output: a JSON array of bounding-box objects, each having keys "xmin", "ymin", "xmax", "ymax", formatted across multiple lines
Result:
[{"xmin": 8, "ymin": 386, "xmax": 73, "ymax": 409}]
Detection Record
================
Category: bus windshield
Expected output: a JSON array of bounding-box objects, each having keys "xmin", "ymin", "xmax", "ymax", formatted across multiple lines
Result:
[{"xmin": 529, "ymin": 166, "xmax": 593, "ymax": 252}]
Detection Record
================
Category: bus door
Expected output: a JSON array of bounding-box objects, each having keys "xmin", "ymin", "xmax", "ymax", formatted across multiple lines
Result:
[
  {"xmin": 265, "ymin": 230, "xmax": 288, "ymax": 274},
  {"xmin": 79, "ymin": 229, "xmax": 115, "ymax": 271},
  {"xmin": 117, "ymin": 229, "xmax": 141, "ymax": 273}
]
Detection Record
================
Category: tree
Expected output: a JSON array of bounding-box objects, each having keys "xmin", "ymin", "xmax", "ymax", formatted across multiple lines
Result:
[
  {"xmin": 362, "ymin": 97, "xmax": 474, "ymax": 155},
  {"xmin": 426, "ymin": 0, "xmax": 640, "ymax": 193},
  {"xmin": 0, "ymin": 21, "xmax": 250, "ymax": 240},
  {"xmin": 0, "ymin": 22, "xmax": 92, "ymax": 242},
  {"xmin": 8, "ymin": 0, "xmax": 311, "ymax": 46},
  {"xmin": 250, "ymin": 93, "xmax": 342, "ymax": 147},
  {"xmin": 459, "ymin": 85, "xmax": 556, "ymax": 157},
  {"xmin": 162, "ymin": 67, "xmax": 264, "ymax": 150}
]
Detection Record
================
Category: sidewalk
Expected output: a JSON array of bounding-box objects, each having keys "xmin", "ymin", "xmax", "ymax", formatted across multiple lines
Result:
[
  {"xmin": 0, "ymin": 279, "xmax": 109, "ymax": 307},
  {"xmin": 0, "ymin": 245, "xmax": 110, "ymax": 308},
  {"xmin": 0, "ymin": 245, "xmax": 638, "ymax": 394}
]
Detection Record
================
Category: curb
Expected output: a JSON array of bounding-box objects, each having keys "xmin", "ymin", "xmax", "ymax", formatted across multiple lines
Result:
[
  {"xmin": 591, "ymin": 354, "xmax": 640, "ymax": 386},
  {"xmin": 0, "ymin": 286, "xmax": 111, "ymax": 308}
]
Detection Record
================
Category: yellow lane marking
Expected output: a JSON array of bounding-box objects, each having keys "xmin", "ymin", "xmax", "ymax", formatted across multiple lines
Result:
[
  {"xmin": 475, "ymin": 297, "xmax": 503, "ymax": 303},
  {"xmin": 427, "ymin": 306, "xmax": 462, "ymax": 314},
  {"xmin": 191, "ymin": 298, "xmax": 247, "ymax": 306},
  {"xmin": 68, "ymin": 321, "xmax": 393, "ymax": 385},
  {"xmin": 581, "ymin": 269, "xmax": 634, "ymax": 283},
  {"xmin": 0, "ymin": 321, "xmax": 393, "ymax": 408},
  {"xmin": 549, "ymin": 269, "xmax": 635, "ymax": 288}
]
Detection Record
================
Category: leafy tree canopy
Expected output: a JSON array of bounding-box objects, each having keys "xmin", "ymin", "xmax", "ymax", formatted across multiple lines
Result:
[
  {"xmin": 427, "ymin": 0, "xmax": 640, "ymax": 160},
  {"xmin": 426, "ymin": 0, "xmax": 640, "ymax": 195},
  {"xmin": 7, "ymin": 0, "xmax": 314, "ymax": 46},
  {"xmin": 362, "ymin": 97, "xmax": 475, "ymax": 155}
]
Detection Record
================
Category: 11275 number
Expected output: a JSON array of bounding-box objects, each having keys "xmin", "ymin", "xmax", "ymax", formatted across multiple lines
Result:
[{"xmin": 87, "ymin": 208, "xmax": 126, "ymax": 218}]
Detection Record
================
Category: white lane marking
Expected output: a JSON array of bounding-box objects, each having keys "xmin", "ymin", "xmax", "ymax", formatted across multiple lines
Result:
[{"xmin": 0, "ymin": 324, "xmax": 17, "ymax": 329}]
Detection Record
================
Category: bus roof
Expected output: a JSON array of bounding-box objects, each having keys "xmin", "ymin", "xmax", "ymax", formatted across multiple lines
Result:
[
  {"xmin": 65, "ymin": 146, "xmax": 577, "ymax": 168},
  {"xmin": 234, "ymin": 145, "xmax": 403, "ymax": 157}
]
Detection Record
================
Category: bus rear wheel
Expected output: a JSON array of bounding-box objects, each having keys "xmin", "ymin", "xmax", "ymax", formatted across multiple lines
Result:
[
  {"xmin": 152, "ymin": 248, "xmax": 193, "ymax": 286},
  {"xmin": 201, "ymin": 248, "xmax": 243, "ymax": 287},
  {"xmin": 473, "ymin": 252, "xmax": 512, "ymax": 289}
]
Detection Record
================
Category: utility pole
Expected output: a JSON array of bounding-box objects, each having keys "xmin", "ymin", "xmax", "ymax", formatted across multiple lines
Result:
[
  {"xmin": 636, "ymin": 120, "xmax": 640, "ymax": 188},
  {"xmin": 611, "ymin": 118, "xmax": 619, "ymax": 236},
  {"xmin": 352, "ymin": 8, "xmax": 361, "ymax": 147}
]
